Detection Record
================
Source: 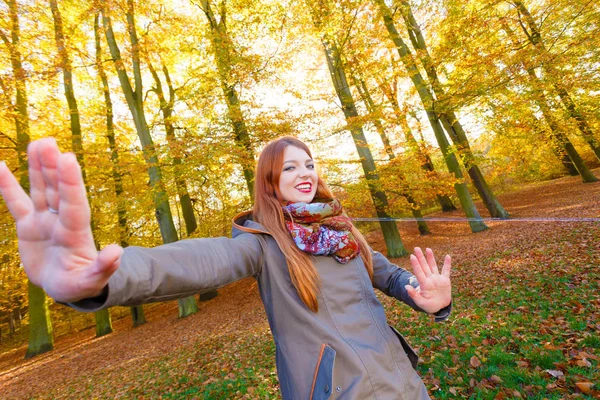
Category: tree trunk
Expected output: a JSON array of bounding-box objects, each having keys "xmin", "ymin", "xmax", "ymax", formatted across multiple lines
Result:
[
  {"xmin": 148, "ymin": 60, "xmax": 218, "ymax": 300},
  {"xmin": 148, "ymin": 61, "xmax": 198, "ymax": 236},
  {"xmin": 25, "ymin": 282, "xmax": 53, "ymax": 358},
  {"xmin": 94, "ymin": 309, "xmax": 113, "ymax": 336},
  {"xmin": 400, "ymin": 0, "xmax": 509, "ymax": 219},
  {"xmin": 196, "ymin": 0, "xmax": 255, "ymax": 197},
  {"xmin": 524, "ymin": 70, "xmax": 597, "ymax": 183},
  {"xmin": 129, "ymin": 306, "xmax": 146, "ymax": 327},
  {"xmin": 514, "ymin": 1, "xmax": 600, "ymax": 162},
  {"xmin": 102, "ymin": 1, "xmax": 198, "ymax": 317},
  {"xmin": 51, "ymin": 0, "xmax": 114, "ymax": 338},
  {"xmin": 375, "ymin": 0, "xmax": 487, "ymax": 232},
  {"xmin": 378, "ymin": 78, "xmax": 456, "ymax": 212},
  {"xmin": 322, "ymin": 38, "xmax": 408, "ymax": 256},
  {"xmin": 1, "ymin": 0, "xmax": 54, "ymax": 358},
  {"xmin": 351, "ymin": 71, "xmax": 430, "ymax": 235},
  {"xmin": 94, "ymin": 13, "xmax": 146, "ymax": 327}
]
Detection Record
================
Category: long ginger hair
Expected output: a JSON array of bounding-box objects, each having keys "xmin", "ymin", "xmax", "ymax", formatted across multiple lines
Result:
[{"xmin": 253, "ymin": 136, "xmax": 373, "ymax": 312}]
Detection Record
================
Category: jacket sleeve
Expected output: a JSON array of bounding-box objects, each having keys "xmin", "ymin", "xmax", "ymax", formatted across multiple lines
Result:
[
  {"xmin": 67, "ymin": 233, "xmax": 264, "ymax": 312},
  {"xmin": 370, "ymin": 250, "xmax": 451, "ymax": 322}
]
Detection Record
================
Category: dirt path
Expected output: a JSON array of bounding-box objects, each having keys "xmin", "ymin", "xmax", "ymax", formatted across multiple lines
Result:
[{"xmin": 1, "ymin": 171, "xmax": 599, "ymax": 399}]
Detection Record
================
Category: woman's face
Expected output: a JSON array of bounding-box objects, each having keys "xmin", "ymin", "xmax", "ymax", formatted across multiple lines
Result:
[{"xmin": 278, "ymin": 145, "xmax": 318, "ymax": 203}]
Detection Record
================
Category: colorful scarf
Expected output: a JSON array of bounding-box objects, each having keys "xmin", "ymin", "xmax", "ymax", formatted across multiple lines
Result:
[{"xmin": 282, "ymin": 199, "xmax": 360, "ymax": 263}]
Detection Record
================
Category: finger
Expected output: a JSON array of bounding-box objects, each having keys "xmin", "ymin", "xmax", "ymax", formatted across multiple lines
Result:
[
  {"xmin": 0, "ymin": 161, "xmax": 33, "ymax": 220},
  {"xmin": 27, "ymin": 140, "xmax": 49, "ymax": 211},
  {"xmin": 57, "ymin": 152, "xmax": 90, "ymax": 231},
  {"xmin": 37, "ymin": 138, "xmax": 62, "ymax": 211},
  {"xmin": 441, "ymin": 255, "xmax": 451, "ymax": 278},
  {"xmin": 410, "ymin": 254, "xmax": 427, "ymax": 283},
  {"xmin": 426, "ymin": 248, "xmax": 439, "ymax": 275},
  {"xmin": 414, "ymin": 247, "xmax": 432, "ymax": 276}
]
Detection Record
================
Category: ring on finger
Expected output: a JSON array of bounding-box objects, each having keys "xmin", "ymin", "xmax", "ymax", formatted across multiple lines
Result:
[{"xmin": 48, "ymin": 207, "xmax": 59, "ymax": 214}]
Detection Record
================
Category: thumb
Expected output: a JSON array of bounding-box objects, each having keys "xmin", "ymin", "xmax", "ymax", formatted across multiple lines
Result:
[
  {"xmin": 94, "ymin": 244, "xmax": 123, "ymax": 279},
  {"xmin": 405, "ymin": 285, "xmax": 420, "ymax": 301}
]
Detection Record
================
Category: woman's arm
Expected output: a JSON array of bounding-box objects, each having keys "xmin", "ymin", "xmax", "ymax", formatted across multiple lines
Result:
[
  {"xmin": 68, "ymin": 234, "xmax": 264, "ymax": 312},
  {"xmin": 0, "ymin": 138, "xmax": 264, "ymax": 311}
]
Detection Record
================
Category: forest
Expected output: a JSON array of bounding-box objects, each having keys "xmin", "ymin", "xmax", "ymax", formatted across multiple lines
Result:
[{"xmin": 0, "ymin": 0, "xmax": 598, "ymax": 398}]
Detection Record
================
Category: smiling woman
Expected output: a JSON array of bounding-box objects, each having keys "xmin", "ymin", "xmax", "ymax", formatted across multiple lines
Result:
[{"xmin": 0, "ymin": 135, "xmax": 452, "ymax": 400}]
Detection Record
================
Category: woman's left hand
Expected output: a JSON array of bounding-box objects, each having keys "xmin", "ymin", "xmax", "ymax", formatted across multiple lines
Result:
[{"xmin": 405, "ymin": 247, "xmax": 452, "ymax": 314}]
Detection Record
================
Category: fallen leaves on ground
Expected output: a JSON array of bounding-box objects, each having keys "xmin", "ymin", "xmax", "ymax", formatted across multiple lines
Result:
[{"xmin": 0, "ymin": 171, "xmax": 599, "ymax": 399}]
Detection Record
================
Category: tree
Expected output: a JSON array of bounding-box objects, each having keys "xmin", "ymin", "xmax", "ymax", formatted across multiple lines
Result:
[
  {"xmin": 0, "ymin": 0, "xmax": 54, "ymax": 358},
  {"xmin": 308, "ymin": 0, "xmax": 409, "ymax": 256},
  {"xmin": 375, "ymin": 0, "xmax": 488, "ymax": 233},
  {"xmin": 101, "ymin": 0, "xmax": 198, "ymax": 317},
  {"xmin": 349, "ymin": 67, "xmax": 430, "ymax": 235},
  {"xmin": 500, "ymin": 21, "xmax": 597, "ymax": 183},
  {"xmin": 193, "ymin": 0, "xmax": 256, "ymax": 198},
  {"xmin": 147, "ymin": 58, "xmax": 219, "ymax": 301},
  {"xmin": 512, "ymin": 0, "xmax": 600, "ymax": 162},
  {"xmin": 94, "ymin": 12, "xmax": 145, "ymax": 327},
  {"xmin": 398, "ymin": 0, "xmax": 510, "ymax": 218},
  {"xmin": 147, "ymin": 61, "xmax": 198, "ymax": 236},
  {"xmin": 50, "ymin": 0, "xmax": 113, "ymax": 337},
  {"xmin": 377, "ymin": 72, "xmax": 457, "ymax": 212}
]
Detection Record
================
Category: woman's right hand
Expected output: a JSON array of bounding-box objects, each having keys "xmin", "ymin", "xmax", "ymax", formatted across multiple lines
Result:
[{"xmin": 0, "ymin": 138, "xmax": 122, "ymax": 303}]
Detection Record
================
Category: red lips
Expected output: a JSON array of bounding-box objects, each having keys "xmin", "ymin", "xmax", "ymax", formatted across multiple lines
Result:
[{"xmin": 294, "ymin": 182, "xmax": 312, "ymax": 193}]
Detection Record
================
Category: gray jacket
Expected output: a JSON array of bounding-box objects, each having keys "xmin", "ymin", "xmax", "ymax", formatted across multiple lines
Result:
[{"xmin": 70, "ymin": 212, "xmax": 450, "ymax": 399}]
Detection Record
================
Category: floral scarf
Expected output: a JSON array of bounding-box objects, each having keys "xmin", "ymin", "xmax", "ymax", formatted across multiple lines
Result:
[{"xmin": 282, "ymin": 199, "xmax": 360, "ymax": 263}]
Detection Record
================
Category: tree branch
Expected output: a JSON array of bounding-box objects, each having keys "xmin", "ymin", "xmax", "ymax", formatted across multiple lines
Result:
[{"xmin": 0, "ymin": 131, "xmax": 18, "ymax": 145}]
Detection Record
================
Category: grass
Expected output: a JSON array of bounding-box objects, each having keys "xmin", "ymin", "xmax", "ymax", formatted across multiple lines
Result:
[{"xmin": 382, "ymin": 227, "xmax": 599, "ymax": 398}]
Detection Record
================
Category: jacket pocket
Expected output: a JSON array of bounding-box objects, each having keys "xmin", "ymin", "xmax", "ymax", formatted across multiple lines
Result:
[
  {"xmin": 310, "ymin": 344, "xmax": 336, "ymax": 400},
  {"xmin": 389, "ymin": 326, "xmax": 419, "ymax": 369}
]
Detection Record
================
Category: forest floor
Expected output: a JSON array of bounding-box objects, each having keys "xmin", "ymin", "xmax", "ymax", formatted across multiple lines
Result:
[{"xmin": 0, "ymin": 171, "xmax": 599, "ymax": 399}]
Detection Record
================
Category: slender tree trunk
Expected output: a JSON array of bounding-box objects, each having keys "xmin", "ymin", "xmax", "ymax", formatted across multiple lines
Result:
[
  {"xmin": 499, "ymin": 24, "xmax": 577, "ymax": 176},
  {"xmin": 50, "ymin": 0, "xmax": 113, "ymax": 337},
  {"xmin": 400, "ymin": 0, "xmax": 509, "ymax": 218},
  {"xmin": 514, "ymin": 0, "xmax": 600, "ymax": 161},
  {"xmin": 351, "ymin": 71, "xmax": 430, "ymax": 235},
  {"xmin": 1, "ymin": 0, "xmax": 54, "ymax": 358},
  {"xmin": 375, "ymin": 0, "xmax": 487, "ymax": 232},
  {"xmin": 196, "ymin": 0, "xmax": 255, "ymax": 197},
  {"xmin": 94, "ymin": 13, "xmax": 145, "ymax": 326},
  {"xmin": 102, "ymin": 1, "xmax": 197, "ymax": 317},
  {"xmin": 322, "ymin": 38, "xmax": 408, "ymax": 256},
  {"xmin": 148, "ymin": 61, "xmax": 220, "ymax": 302},
  {"xmin": 148, "ymin": 61, "xmax": 198, "ymax": 235},
  {"xmin": 350, "ymin": 70, "xmax": 395, "ymax": 159},
  {"xmin": 378, "ymin": 77, "xmax": 456, "ymax": 212},
  {"xmin": 523, "ymin": 69, "xmax": 597, "ymax": 182}
]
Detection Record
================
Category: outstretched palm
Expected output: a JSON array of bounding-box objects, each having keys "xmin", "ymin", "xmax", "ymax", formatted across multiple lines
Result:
[
  {"xmin": 0, "ymin": 138, "xmax": 122, "ymax": 302},
  {"xmin": 406, "ymin": 247, "xmax": 452, "ymax": 314}
]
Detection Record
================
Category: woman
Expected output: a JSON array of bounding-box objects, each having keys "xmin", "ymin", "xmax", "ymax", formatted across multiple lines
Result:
[{"xmin": 0, "ymin": 136, "xmax": 452, "ymax": 399}]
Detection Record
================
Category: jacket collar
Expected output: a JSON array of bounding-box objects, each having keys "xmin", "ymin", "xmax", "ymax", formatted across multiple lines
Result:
[{"xmin": 232, "ymin": 210, "xmax": 270, "ymax": 237}]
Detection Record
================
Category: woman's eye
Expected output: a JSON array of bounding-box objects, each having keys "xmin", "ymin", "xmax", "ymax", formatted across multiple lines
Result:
[
  {"xmin": 284, "ymin": 166, "xmax": 294, "ymax": 171},
  {"xmin": 307, "ymin": 164, "xmax": 315, "ymax": 169}
]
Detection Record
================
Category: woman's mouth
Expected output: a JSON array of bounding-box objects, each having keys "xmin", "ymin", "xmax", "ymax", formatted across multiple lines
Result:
[{"xmin": 294, "ymin": 183, "xmax": 312, "ymax": 193}]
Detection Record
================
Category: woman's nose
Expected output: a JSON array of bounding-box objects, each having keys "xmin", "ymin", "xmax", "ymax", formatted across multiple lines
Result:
[{"xmin": 298, "ymin": 166, "xmax": 310, "ymax": 177}]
